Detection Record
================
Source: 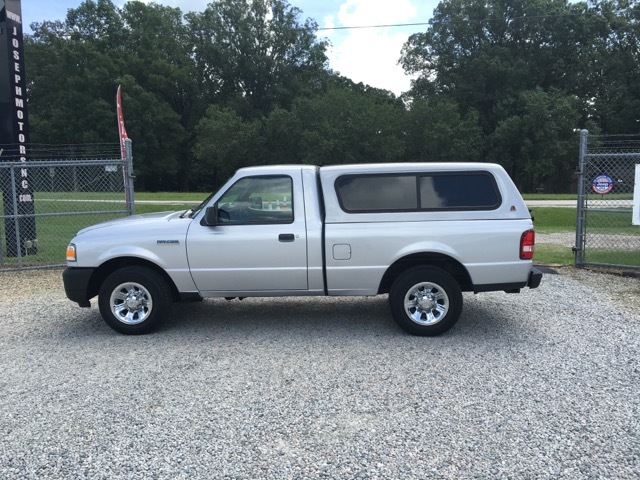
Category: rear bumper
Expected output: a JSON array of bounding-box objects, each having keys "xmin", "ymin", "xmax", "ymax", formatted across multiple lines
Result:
[
  {"xmin": 527, "ymin": 267, "xmax": 543, "ymax": 289},
  {"xmin": 62, "ymin": 267, "xmax": 95, "ymax": 307}
]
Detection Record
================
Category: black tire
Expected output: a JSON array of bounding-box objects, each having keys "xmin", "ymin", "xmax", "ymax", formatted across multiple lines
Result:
[
  {"xmin": 389, "ymin": 266, "xmax": 463, "ymax": 336},
  {"xmin": 98, "ymin": 266, "xmax": 172, "ymax": 335}
]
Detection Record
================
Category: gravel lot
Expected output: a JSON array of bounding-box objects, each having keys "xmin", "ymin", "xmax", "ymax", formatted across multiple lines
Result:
[{"xmin": 1, "ymin": 267, "xmax": 638, "ymax": 479}]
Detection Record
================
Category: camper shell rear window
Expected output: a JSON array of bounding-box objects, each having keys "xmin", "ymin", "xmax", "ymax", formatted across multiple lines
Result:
[{"xmin": 335, "ymin": 171, "xmax": 501, "ymax": 213}]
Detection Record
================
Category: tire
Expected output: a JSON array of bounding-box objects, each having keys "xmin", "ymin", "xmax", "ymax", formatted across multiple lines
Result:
[
  {"xmin": 389, "ymin": 266, "xmax": 463, "ymax": 336},
  {"xmin": 98, "ymin": 266, "xmax": 172, "ymax": 335}
]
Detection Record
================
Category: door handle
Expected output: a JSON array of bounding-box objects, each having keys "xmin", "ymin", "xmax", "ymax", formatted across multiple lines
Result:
[{"xmin": 279, "ymin": 233, "xmax": 295, "ymax": 242}]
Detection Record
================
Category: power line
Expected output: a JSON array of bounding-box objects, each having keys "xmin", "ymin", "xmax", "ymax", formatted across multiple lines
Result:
[
  {"xmin": 316, "ymin": 12, "xmax": 603, "ymax": 32},
  {"xmin": 318, "ymin": 22, "xmax": 430, "ymax": 31}
]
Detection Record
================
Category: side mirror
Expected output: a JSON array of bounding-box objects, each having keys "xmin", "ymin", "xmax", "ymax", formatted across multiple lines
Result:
[
  {"xmin": 201, "ymin": 205, "xmax": 231, "ymax": 226},
  {"xmin": 201, "ymin": 205, "xmax": 219, "ymax": 226}
]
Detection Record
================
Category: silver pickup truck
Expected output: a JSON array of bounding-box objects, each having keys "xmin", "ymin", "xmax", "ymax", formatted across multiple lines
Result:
[{"xmin": 63, "ymin": 163, "xmax": 542, "ymax": 336}]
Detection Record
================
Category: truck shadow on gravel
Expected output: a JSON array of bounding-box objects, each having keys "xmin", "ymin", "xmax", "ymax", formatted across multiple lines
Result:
[
  {"xmin": 170, "ymin": 296, "xmax": 541, "ymax": 340},
  {"xmin": 68, "ymin": 294, "xmax": 540, "ymax": 344},
  {"xmin": 160, "ymin": 296, "xmax": 401, "ymax": 337}
]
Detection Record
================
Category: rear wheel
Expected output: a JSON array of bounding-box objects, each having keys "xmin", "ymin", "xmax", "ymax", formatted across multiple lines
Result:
[
  {"xmin": 98, "ymin": 266, "xmax": 172, "ymax": 334},
  {"xmin": 389, "ymin": 266, "xmax": 462, "ymax": 336}
]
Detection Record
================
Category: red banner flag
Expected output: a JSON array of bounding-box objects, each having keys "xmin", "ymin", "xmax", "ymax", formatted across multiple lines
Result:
[{"xmin": 116, "ymin": 85, "xmax": 128, "ymax": 159}]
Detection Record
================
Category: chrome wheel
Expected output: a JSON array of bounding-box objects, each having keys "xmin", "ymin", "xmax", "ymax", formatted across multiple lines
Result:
[
  {"xmin": 390, "ymin": 267, "xmax": 462, "ymax": 336},
  {"xmin": 99, "ymin": 267, "xmax": 171, "ymax": 334},
  {"xmin": 109, "ymin": 282, "xmax": 153, "ymax": 325},
  {"xmin": 403, "ymin": 281, "xmax": 449, "ymax": 326}
]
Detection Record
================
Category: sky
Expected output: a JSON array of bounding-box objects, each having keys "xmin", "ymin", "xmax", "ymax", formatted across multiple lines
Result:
[{"xmin": 19, "ymin": 0, "xmax": 441, "ymax": 95}]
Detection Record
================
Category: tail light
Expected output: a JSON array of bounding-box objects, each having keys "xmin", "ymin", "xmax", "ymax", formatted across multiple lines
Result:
[{"xmin": 520, "ymin": 230, "xmax": 535, "ymax": 260}]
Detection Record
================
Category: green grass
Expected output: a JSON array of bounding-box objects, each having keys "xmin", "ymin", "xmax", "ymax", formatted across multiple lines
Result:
[
  {"xmin": 134, "ymin": 203, "xmax": 194, "ymax": 214},
  {"xmin": 534, "ymin": 244, "xmax": 640, "ymax": 268},
  {"xmin": 583, "ymin": 210, "xmax": 639, "ymax": 235},
  {"xmin": 34, "ymin": 191, "xmax": 125, "ymax": 201},
  {"xmin": 535, "ymin": 244, "xmax": 575, "ymax": 265},
  {"xmin": 529, "ymin": 207, "xmax": 576, "ymax": 233},
  {"xmin": 530, "ymin": 206, "xmax": 576, "ymax": 265},
  {"xmin": 522, "ymin": 193, "xmax": 577, "ymax": 200},
  {"xmin": 584, "ymin": 250, "xmax": 640, "ymax": 267},
  {"xmin": 1, "ymin": 193, "xmax": 202, "ymax": 267},
  {"xmin": 135, "ymin": 192, "xmax": 208, "ymax": 202},
  {"xmin": 1, "ymin": 213, "xmax": 127, "ymax": 267},
  {"xmin": 528, "ymin": 205, "xmax": 639, "ymax": 266}
]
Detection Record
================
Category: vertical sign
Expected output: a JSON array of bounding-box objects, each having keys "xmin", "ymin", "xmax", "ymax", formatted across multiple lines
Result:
[
  {"xmin": 0, "ymin": 0, "xmax": 36, "ymax": 256},
  {"xmin": 116, "ymin": 85, "xmax": 128, "ymax": 159},
  {"xmin": 633, "ymin": 165, "xmax": 640, "ymax": 226},
  {"xmin": 116, "ymin": 85, "xmax": 134, "ymax": 212}
]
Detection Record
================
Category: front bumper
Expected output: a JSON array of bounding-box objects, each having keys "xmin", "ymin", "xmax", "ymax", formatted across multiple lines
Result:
[
  {"xmin": 528, "ymin": 267, "xmax": 543, "ymax": 289},
  {"xmin": 62, "ymin": 267, "xmax": 95, "ymax": 307}
]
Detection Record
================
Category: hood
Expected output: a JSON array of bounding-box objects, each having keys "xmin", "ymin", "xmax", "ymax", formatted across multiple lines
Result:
[{"xmin": 76, "ymin": 210, "xmax": 188, "ymax": 236}]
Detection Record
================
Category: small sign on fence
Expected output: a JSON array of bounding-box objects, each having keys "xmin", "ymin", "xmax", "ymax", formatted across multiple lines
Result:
[
  {"xmin": 591, "ymin": 174, "xmax": 614, "ymax": 194},
  {"xmin": 633, "ymin": 165, "xmax": 640, "ymax": 226}
]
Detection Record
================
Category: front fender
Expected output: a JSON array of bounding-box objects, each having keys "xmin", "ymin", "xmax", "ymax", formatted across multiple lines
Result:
[{"xmin": 95, "ymin": 245, "xmax": 170, "ymax": 268}]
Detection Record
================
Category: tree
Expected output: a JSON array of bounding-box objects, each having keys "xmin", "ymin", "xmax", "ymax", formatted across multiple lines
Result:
[
  {"xmin": 401, "ymin": 0, "xmax": 582, "ymax": 131},
  {"xmin": 27, "ymin": 1, "xmax": 194, "ymax": 190},
  {"xmin": 192, "ymin": 106, "xmax": 262, "ymax": 189},
  {"xmin": 403, "ymin": 98, "xmax": 482, "ymax": 162},
  {"xmin": 576, "ymin": 0, "xmax": 640, "ymax": 133},
  {"xmin": 287, "ymin": 86, "xmax": 405, "ymax": 165},
  {"xmin": 26, "ymin": 13, "xmax": 123, "ymax": 145},
  {"xmin": 118, "ymin": 1, "xmax": 197, "ymax": 190},
  {"xmin": 116, "ymin": 75, "xmax": 187, "ymax": 191},
  {"xmin": 191, "ymin": 75, "xmax": 409, "ymax": 180},
  {"xmin": 488, "ymin": 89, "xmax": 581, "ymax": 191},
  {"xmin": 186, "ymin": 0, "xmax": 328, "ymax": 119}
]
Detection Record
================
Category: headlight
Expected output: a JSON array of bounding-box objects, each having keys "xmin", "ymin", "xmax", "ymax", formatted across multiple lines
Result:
[{"xmin": 66, "ymin": 243, "xmax": 77, "ymax": 262}]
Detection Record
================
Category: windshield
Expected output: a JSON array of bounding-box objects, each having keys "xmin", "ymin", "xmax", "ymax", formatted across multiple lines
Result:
[{"xmin": 185, "ymin": 192, "xmax": 215, "ymax": 218}]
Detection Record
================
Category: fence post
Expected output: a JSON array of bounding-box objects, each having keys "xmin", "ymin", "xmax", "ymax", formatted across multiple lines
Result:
[
  {"xmin": 574, "ymin": 129, "xmax": 588, "ymax": 266},
  {"xmin": 9, "ymin": 164, "xmax": 23, "ymax": 268},
  {"xmin": 124, "ymin": 139, "xmax": 135, "ymax": 215}
]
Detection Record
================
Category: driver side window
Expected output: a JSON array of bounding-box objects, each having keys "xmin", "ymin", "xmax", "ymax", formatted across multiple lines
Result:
[{"xmin": 217, "ymin": 175, "xmax": 294, "ymax": 224}]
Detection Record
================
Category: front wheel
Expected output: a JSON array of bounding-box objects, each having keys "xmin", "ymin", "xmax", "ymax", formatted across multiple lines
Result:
[
  {"xmin": 98, "ymin": 266, "xmax": 172, "ymax": 334},
  {"xmin": 389, "ymin": 267, "xmax": 463, "ymax": 336}
]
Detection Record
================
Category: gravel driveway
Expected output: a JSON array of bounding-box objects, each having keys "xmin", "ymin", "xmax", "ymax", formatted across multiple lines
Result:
[{"xmin": 1, "ymin": 268, "xmax": 638, "ymax": 479}]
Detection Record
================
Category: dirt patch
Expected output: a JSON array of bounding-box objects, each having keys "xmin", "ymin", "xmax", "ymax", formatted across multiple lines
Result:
[
  {"xmin": 0, "ymin": 268, "xmax": 63, "ymax": 301},
  {"xmin": 562, "ymin": 266, "xmax": 640, "ymax": 317},
  {"xmin": 536, "ymin": 232, "xmax": 575, "ymax": 247}
]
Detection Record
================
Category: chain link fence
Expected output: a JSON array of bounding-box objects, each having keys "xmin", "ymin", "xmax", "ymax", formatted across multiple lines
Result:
[
  {"xmin": 575, "ymin": 130, "xmax": 640, "ymax": 270},
  {"xmin": 0, "ymin": 141, "xmax": 134, "ymax": 271}
]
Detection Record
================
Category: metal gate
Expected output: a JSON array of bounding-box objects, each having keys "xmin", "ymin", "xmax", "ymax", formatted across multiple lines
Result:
[
  {"xmin": 575, "ymin": 130, "xmax": 640, "ymax": 270},
  {"xmin": 0, "ymin": 140, "xmax": 134, "ymax": 271}
]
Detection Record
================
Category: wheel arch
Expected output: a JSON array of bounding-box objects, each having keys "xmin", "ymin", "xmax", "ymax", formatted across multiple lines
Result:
[
  {"xmin": 88, "ymin": 257, "xmax": 180, "ymax": 302},
  {"xmin": 378, "ymin": 252, "xmax": 472, "ymax": 295}
]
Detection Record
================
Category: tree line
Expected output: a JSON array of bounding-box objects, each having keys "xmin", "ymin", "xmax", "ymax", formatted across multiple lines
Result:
[{"xmin": 25, "ymin": 0, "xmax": 640, "ymax": 192}]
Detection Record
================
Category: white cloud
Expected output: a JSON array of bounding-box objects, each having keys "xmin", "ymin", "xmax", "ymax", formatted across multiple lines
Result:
[
  {"xmin": 324, "ymin": 0, "xmax": 419, "ymax": 95},
  {"xmin": 338, "ymin": 0, "xmax": 417, "ymax": 25}
]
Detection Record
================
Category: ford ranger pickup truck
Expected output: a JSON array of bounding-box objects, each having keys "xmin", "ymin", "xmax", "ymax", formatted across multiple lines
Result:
[{"xmin": 63, "ymin": 163, "xmax": 542, "ymax": 336}]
